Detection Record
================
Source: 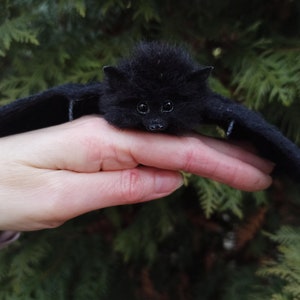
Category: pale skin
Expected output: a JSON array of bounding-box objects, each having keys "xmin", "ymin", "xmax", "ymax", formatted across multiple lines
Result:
[{"xmin": 0, "ymin": 116, "xmax": 273, "ymax": 231}]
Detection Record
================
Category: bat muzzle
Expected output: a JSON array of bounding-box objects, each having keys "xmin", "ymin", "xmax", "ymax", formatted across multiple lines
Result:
[{"xmin": 145, "ymin": 118, "xmax": 168, "ymax": 132}]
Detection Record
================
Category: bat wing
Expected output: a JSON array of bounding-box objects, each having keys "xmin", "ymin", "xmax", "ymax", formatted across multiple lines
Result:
[
  {"xmin": 203, "ymin": 93, "xmax": 300, "ymax": 180},
  {"xmin": 0, "ymin": 83, "xmax": 102, "ymax": 137}
]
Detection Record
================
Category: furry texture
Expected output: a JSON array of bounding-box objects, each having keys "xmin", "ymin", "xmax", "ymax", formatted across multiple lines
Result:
[
  {"xmin": 100, "ymin": 42, "xmax": 213, "ymax": 133},
  {"xmin": 0, "ymin": 41, "xmax": 299, "ymax": 180}
]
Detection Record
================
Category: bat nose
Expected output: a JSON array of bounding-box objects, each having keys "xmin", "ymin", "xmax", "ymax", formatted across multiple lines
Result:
[
  {"xmin": 146, "ymin": 119, "xmax": 167, "ymax": 132},
  {"xmin": 149, "ymin": 123, "xmax": 165, "ymax": 131}
]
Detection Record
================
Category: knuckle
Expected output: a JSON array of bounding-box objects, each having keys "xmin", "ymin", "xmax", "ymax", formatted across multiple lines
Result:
[
  {"xmin": 81, "ymin": 135, "xmax": 103, "ymax": 168},
  {"xmin": 120, "ymin": 169, "xmax": 145, "ymax": 203},
  {"xmin": 179, "ymin": 136, "xmax": 204, "ymax": 173},
  {"xmin": 182, "ymin": 146, "xmax": 197, "ymax": 172},
  {"xmin": 72, "ymin": 118, "xmax": 106, "ymax": 170}
]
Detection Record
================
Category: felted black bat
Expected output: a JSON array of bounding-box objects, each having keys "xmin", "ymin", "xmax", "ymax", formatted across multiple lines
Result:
[{"xmin": 0, "ymin": 41, "xmax": 299, "ymax": 180}]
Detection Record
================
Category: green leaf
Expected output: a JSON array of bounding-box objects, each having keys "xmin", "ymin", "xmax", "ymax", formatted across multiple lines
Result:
[{"xmin": 0, "ymin": 17, "xmax": 39, "ymax": 56}]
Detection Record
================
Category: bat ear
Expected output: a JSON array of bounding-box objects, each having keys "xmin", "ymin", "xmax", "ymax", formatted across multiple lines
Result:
[
  {"xmin": 103, "ymin": 66, "xmax": 128, "ymax": 88},
  {"xmin": 187, "ymin": 66, "xmax": 214, "ymax": 82}
]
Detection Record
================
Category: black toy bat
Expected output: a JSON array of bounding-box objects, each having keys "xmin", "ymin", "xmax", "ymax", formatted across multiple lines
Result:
[{"xmin": 0, "ymin": 41, "xmax": 300, "ymax": 180}]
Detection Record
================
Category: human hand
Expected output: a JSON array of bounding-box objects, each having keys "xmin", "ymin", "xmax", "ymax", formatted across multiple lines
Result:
[{"xmin": 0, "ymin": 116, "xmax": 273, "ymax": 231}]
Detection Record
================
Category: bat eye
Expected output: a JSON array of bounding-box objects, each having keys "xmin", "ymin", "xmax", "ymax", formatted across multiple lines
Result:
[
  {"xmin": 161, "ymin": 100, "xmax": 174, "ymax": 113},
  {"xmin": 137, "ymin": 101, "xmax": 150, "ymax": 114}
]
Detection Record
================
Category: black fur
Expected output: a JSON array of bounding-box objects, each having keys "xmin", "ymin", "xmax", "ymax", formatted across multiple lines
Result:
[
  {"xmin": 0, "ymin": 41, "xmax": 299, "ymax": 180},
  {"xmin": 100, "ymin": 43, "xmax": 212, "ymax": 133}
]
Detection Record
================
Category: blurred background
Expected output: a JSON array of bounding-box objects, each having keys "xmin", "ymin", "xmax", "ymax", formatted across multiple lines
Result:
[{"xmin": 0, "ymin": 1, "xmax": 300, "ymax": 299}]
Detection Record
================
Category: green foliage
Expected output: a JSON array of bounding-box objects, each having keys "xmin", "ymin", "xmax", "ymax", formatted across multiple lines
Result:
[
  {"xmin": 257, "ymin": 226, "xmax": 300, "ymax": 300},
  {"xmin": 0, "ymin": 221, "xmax": 135, "ymax": 299},
  {"xmin": 113, "ymin": 200, "xmax": 176, "ymax": 263},
  {"xmin": 0, "ymin": 16, "xmax": 39, "ymax": 56},
  {"xmin": 192, "ymin": 176, "xmax": 244, "ymax": 219},
  {"xmin": 0, "ymin": 0, "xmax": 300, "ymax": 299},
  {"xmin": 233, "ymin": 48, "xmax": 300, "ymax": 109}
]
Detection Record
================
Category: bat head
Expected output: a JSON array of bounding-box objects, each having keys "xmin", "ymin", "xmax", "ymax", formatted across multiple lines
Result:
[{"xmin": 100, "ymin": 42, "xmax": 213, "ymax": 133}]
